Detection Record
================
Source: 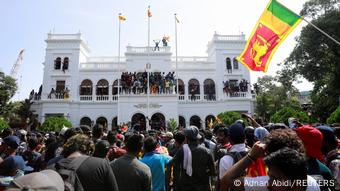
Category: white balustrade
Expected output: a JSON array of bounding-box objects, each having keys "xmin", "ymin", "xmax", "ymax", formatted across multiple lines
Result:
[
  {"xmin": 80, "ymin": 95, "xmax": 93, "ymax": 101},
  {"xmin": 213, "ymin": 34, "xmax": 245, "ymax": 41},
  {"xmin": 188, "ymin": 94, "xmax": 200, "ymax": 101},
  {"xmin": 96, "ymin": 95, "xmax": 109, "ymax": 101}
]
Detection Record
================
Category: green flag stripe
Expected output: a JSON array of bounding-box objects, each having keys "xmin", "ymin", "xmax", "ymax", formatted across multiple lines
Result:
[{"xmin": 267, "ymin": 0, "xmax": 301, "ymax": 26}]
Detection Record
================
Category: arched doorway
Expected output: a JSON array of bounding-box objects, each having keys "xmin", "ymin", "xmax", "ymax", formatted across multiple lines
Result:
[
  {"xmin": 205, "ymin": 115, "xmax": 215, "ymax": 129},
  {"xmin": 112, "ymin": 117, "xmax": 118, "ymax": 130},
  {"xmin": 151, "ymin": 113, "xmax": 165, "ymax": 130},
  {"xmin": 190, "ymin": 115, "xmax": 201, "ymax": 129},
  {"xmin": 179, "ymin": 116, "xmax": 186, "ymax": 129},
  {"xmin": 80, "ymin": 117, "xmax": 92, "ymax": 127},
  {"xmin": 131, "ymin": 113, "xmax": 146, "ymax": 131},
  {"xmin": 96, "ymin": 117, "xmax": 108, "ymax": 128},
  {"xmin": 204, "ymin": 79, "xmax": 216, "ymax": 100}
]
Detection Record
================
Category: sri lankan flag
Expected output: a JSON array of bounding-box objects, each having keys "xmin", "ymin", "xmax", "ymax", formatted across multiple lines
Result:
[{"xmin": 238, "ymin": 0, "xmax": 302, "ymax": 72}]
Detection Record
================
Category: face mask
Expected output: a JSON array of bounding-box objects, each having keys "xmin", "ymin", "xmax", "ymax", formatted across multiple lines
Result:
[
  {"xmin": 288, "ymin": 121, "xmax": 297, "ymax": 129},
  {"xmin": 14, "ymin": 169, "xmax": 25, "ymax": 178}
]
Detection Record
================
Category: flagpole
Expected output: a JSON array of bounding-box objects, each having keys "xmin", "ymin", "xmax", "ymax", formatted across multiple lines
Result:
[
  {"xmin": 117, "ymin": 13, "xmax": 122, "ymax": 127},
  {"xmin": 146, "ymin": 6, "xmax": 151, "ymax": 131},
  {"xmin": 276, "ymin": 0, "xmax": 340, "ymax": 46},
  {"xmin": 301, "ymin": 17, "xmax": 340, "ymax": 46},
  {"xmin": 175, "ymin": 13, "xmax": 179, "ymax": 124}
]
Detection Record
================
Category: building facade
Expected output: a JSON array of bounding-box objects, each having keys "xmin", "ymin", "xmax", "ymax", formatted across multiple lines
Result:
[{"xmin": 31, "ymin": 32, "xmax": 254, "ymax": 130}]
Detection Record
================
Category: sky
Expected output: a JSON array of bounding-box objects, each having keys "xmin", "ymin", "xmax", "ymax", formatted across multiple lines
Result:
[{"xmin": 0, "ymin": 0, "xmax": 313, "ymax": 100}]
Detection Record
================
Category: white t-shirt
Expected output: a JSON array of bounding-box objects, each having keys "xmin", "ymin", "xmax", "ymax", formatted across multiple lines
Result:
[
  {"xmin": 219, "ymin": 143, "xmax": 248, "ymax": 179},
  {"xmin": 244, "ymin": 176, "xmax": 320, "ymax": 191}
]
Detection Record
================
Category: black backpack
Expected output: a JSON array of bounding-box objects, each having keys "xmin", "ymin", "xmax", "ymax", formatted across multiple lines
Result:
[
  {"xmin": 55, "ymin": 156, "xmax": 89, "ymax": 191},
  {"xmin": 216, "ymin": 150, "xmax": 248, "ymax": 191}
]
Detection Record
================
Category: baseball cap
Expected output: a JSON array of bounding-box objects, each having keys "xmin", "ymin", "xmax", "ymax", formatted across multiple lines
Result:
[
  {"xmin": 8, "ymin": 170, "xmax": 64, "ymax": 191},
  {"xmin": 184, "ymin": 126, "xmax": 202, "ymax": 140},
  {"xmin": 3, "ymin": 136, "xmax": 20, "ymax": 149},
  {"xmin": 295, "ymin": 125, "xmax": 324, "ymax": 161},
  {"xmin": 0, "ymin": 156, "xmax": 33, "ymax": 174},
  {"xmin": 229, "ymin": 123, "xmax": 245, "ymax": 141}
]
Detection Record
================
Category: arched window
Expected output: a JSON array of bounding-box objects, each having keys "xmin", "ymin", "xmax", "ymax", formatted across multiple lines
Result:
[
  {"xmin": 226, "ymin": 57, "xmax": 232, "ymax": 70},
  {"xmin": 203, "ymin": 79, "xmax": 216, "ymax": 100},
  {"xmin": 54, "ymin": 57, "xmax": 61, "ymax": 70},
  {"xmin": 190, "ymin": 115, "xmax": 201, "ymax": 129},
  {"xmin": 80, "ymin": 79, "xmax": 92, "ymax": 95},
  {"xmin": 188, "ymin": 79, "xmax": 200, "ymax": 94},
  {"xmin": 62, "ymin": 57, "xmax": 69, "ymax": 71},
  {"xmin": 233, "ymin": 58, "xmax": 239, "ymax": 69},
  {"xmin": 96, "ymin": 79, "xmax": 109, "ymax": 95}
]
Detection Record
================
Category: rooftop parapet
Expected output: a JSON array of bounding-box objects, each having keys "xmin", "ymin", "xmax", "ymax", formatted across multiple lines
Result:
[{"xmin": 125, "ymin": 46, "xmax": 171, "ymax": 55}]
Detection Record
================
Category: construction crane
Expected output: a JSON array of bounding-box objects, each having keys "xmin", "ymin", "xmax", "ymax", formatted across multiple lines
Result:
[{"xmin": 10, "ymin": 49, "xmax": 25, "ymax": 79}]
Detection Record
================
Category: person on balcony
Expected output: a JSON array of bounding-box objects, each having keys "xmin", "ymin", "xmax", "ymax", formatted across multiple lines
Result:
[
  {"xmin": 153, "ymin": 40, "xmax": 160, "ymax": 51},
  {"xmin": 49, "ymin": 88, "xmax": 55, "ymax": 99},
  {"xmin": 162, "ymin": 36, "xmax": 168, "ymax": 47}
]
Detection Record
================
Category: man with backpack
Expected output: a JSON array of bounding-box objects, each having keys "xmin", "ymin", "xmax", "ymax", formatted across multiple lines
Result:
[
  {"xmin": 219, "ymin": 123, "xmax": 249, "ymax": 179},
  {"xmin": 49, "ymin": 134, "xmax": 118, "ymax": 191}
]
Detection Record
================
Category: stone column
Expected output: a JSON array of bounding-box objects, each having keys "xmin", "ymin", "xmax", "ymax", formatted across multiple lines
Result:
[{"xmin": 200, "ymin": 84, "xmax": 204, "ymax": 100}]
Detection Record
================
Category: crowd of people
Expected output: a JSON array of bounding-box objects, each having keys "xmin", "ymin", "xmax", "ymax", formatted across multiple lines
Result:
[
  {"xmin": 223, "ymin": 79, "xmax": 249, "ymax": 95},
  {"xmin": 1, "ymin": 114, "xmax": 340, "ymax": 191},
  {"xmin": 47, "ymin": 87, "xmax": 70, "ymax": 99},
  {"xmin": 120, "ymin": 72, "xmax": 176, "ymax": 94}
]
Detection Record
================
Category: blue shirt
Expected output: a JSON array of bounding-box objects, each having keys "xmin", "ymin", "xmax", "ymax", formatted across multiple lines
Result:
[{"xmin": 141, "ymin": 152, "xmax": 172, "ymax": 191}]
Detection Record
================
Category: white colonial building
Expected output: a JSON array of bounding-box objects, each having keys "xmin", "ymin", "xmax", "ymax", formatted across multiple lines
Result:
[{"xmin": 31, "ymin": 32, "xmax": 254, "ymax": 130}]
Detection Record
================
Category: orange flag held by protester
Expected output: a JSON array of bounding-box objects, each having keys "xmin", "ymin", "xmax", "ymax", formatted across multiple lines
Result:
[{"xmin": 237, "ymin": 0, "xmax": 301, "ymax": 72}]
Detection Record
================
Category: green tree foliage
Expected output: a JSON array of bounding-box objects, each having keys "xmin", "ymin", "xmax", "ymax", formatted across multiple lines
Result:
[
  {"xmin": 281, "ymin": 0, "xmax": 340, "ymax": 122},
  {"xmin": 167, "ymin": 118, "xmax": 178, "ymax": 132},
  {"xmin": 271, "ymin": 107, "xmax": 310, "ymax": 125},
  {"xmin": 0, "ymin": 71, "xmax": 17, "ymax": 117},
  {"xmin": 254, "ymin": 76, "xmax": 301, "ymax": 123},
  {"xmin": 0, "ymin": 118, "xmax": 10, "ymax": 132},
  {"xmin": 327, "ymin": 105, "xmax": 340, "ymax": 124},
  {"xmin": 41, "ymin": 117, "xmax": 72, "ymax": 132},
  {"xmin": 217, "ymin": 111, "xmax": 241, "ymax": 126}
]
